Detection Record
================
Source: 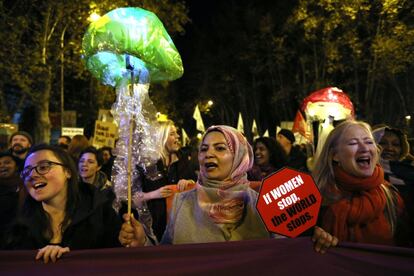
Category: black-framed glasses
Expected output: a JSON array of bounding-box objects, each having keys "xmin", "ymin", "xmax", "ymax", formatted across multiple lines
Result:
[{"xmin": 21, "ymin": 161, "xmax": 65, "ymax": 180}]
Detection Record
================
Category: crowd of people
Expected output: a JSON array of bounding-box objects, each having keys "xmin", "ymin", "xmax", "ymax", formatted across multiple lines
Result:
[{"xmin": 0, "ymin": 118, "xmax": 413, "ymax": 263}]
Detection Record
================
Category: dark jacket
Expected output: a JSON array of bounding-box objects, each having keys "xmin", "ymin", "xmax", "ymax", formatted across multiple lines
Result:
[
  {"xmin": 101, "ymin": 157, "xmax": 115, "ymax": 181},
  {"xmin": 386, "ymin": 160, "xmax": 414, "ymax": 246},
  {"xmin": 141, "ymin": 152, "xmax": 197, "ymax": 241},
  {"xmin": 0, "ymin": 175, "xmax": 24, "ymax": 246},
  {"xmin": 7, "ymin": 148, "xmax": 25, "ymax": 173},
  {"xmin": 3, "ymin": 183, "xmax": 121, "ymax": 250},
  {"xmin": 88, "ymin": 171, "xmax": 116, "ymax": 204},
  {"xmin": 287, "ymin": 146, "xmax": 308, "ymax": 172}
]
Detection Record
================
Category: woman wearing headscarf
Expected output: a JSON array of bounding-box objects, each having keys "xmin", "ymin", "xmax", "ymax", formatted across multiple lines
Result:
[
  {"xmin": 313, "ymin": 120, "xmax": 408, "ymax": 246},
  {"xmin": 119, "ymin": 125, "xmax": 337, "ymax": 252},
  {"xmin": 162, "ymin": 125, "xmax": 269, "ymax": 243}
]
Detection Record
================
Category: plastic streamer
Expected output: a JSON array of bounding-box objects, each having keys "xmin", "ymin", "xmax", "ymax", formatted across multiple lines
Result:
[
  {"xmin": 110, "ymin": 74, "xmax": 162, "ymax": 211},
  {"xmin": 82, "ymin": 7, "xmax": 183, "ymax": 215}
]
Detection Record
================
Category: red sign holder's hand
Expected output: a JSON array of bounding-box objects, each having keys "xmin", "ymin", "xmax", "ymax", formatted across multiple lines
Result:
[{"xmin": 256, "ymin": 167, "xmax": 321, "ymax": 238}]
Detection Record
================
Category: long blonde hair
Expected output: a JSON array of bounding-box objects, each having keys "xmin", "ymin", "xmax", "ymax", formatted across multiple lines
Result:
[
  {"xmin": 312, "ymin": 120, "xmax": 377, "ymax": 202},
  {"xmin": 312, "ymin": 120, "xmax": 399, "ymax": 233},
  {"xmin": 157, "ymin": 120, "xmax": 176, "ymax": 165}
]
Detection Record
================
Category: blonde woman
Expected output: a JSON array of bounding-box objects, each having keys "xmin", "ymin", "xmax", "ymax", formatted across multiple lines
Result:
[
  {"xmin": 138, "ymin": 120, "xmax": 197, "ymax": 241},
  {"xmin": 312, "ymin": 120, "xmax": 406, "ymax": 245}
]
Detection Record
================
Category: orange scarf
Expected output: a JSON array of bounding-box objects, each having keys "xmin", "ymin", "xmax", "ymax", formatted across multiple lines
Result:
[{"xmin": 322, "ymin": 165, "xmax": 394, "ymax": 245}]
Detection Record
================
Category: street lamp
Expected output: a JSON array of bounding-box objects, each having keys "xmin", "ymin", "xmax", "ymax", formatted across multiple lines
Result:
[
  {"xmin": 60, "ymin": 25, "xmax": 68, "ymax": 129},
  {"xmin": 406, "ymin": 115, "xmax": 411, "ymax": 136},
  {"xmin": 88, "ymin": 12, "xmax": 101, "ymax": 22}
]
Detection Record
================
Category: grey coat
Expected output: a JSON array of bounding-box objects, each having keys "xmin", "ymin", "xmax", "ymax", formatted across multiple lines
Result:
[{"xmin": 161, "ymin": 188, "xmax": 272, "ymax": 244}]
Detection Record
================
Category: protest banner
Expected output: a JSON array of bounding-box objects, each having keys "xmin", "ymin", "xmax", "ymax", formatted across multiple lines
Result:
[
  {"xmin": 93, "ymin": 120, "xmax": 118, "ymax": 148},
  {"xmin": 61, "ymin": 127, "xmax": 84, "ymax": 138}
]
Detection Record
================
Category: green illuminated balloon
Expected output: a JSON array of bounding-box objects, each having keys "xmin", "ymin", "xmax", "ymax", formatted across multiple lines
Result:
[{"xmin": 82, "ymin": 7, "xmax": 183, "ymax": 86}]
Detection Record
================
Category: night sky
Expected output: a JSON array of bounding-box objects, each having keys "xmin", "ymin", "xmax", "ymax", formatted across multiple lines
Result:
[
  {"xmin": 175, "ymin": 0, "xmax": 218, "ymax": 76},
  {"xmin": 170, "ymin": 0, "xmax": 298, "ymax": 137}
]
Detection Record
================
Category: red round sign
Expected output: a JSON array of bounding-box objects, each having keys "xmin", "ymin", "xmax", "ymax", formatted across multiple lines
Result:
[{"xmin": 256, "ymin": 167, "xmax": 321, "ymax": 238}]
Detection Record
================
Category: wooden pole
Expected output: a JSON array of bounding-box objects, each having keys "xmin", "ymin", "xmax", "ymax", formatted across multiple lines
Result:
[
  {"xmin": 127, "ymin": 113, "xmax": 133, "ymax": 218},
  {"xmin": 126, "ymin": 55, "xmax": 134, "ymax": 218}
]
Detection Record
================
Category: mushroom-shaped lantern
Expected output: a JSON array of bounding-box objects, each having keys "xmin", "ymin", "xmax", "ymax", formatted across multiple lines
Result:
[
  {"xmin": 293, "ymin": 87, "xmax": 355, "ymax": 157},
  {"xmin": 82, "ymin": 7, "xmax": 183, "ymax": 86},
  {"xmin": 301, "ymin": 87, "xmax": 354, "ymax": 121}
]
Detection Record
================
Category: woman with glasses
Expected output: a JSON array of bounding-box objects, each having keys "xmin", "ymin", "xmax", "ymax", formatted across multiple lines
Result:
[{"xmin": 3, "ymin": 144, "xmax": 121, "ymax": 263}]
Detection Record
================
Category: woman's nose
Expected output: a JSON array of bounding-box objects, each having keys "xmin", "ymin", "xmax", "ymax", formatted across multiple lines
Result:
[
  {"xmin": 359, "ymin": 142, "xmax": 369, "ymax": 151},
  {"xmin": 205, "ymin": 148, "xmax": 215, "ymax": 157}
]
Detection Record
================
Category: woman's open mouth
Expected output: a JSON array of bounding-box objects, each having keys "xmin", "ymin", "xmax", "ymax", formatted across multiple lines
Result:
[
  {"xmin": 205, "ymin": 162, "xmax": 218, "ymax": 171},
  {"xmin": 356, "ymin": 157, "xmax": 371, "ymax": 169},
  {"xmin": 0, "ymin": 168, "xmax": 10, "ymax": 175},
  {"xmin": 33, "ymin": 182, "xmax": 47, "ymax": 190},
  {"xmin": 381, "ymin": 152, "xmax": 397, "ymax": 160}
]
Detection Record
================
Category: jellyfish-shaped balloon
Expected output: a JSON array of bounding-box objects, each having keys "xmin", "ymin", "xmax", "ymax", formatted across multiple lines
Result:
[{"xmin": 82, "ymin": 7, "xmax": 183, "ymax": 215}]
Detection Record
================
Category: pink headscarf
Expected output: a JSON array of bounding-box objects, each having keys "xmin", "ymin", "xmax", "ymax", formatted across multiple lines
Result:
[
  {"xmin": 197, "ymin": 125, "xmax": 254, "ymax": 226},
  {"xmin": 198, "ymin": 125, "xmax": 253, "ymax": 187}
]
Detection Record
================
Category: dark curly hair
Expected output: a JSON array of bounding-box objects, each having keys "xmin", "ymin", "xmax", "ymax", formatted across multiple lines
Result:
[{"xmin": 253, "ymin": 137, "xmax": 287, "ymax": 170}]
